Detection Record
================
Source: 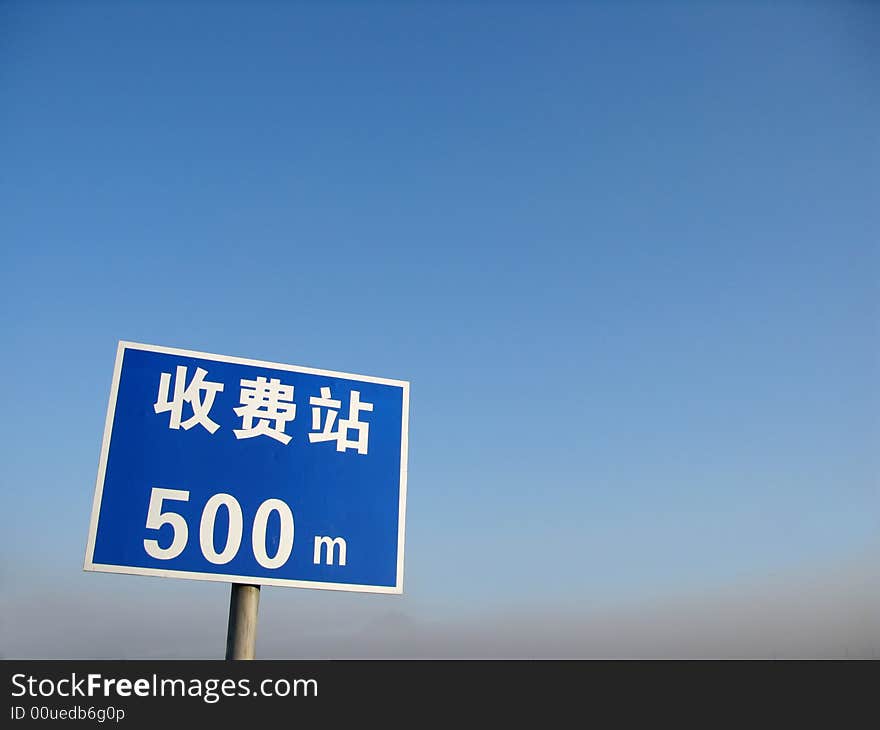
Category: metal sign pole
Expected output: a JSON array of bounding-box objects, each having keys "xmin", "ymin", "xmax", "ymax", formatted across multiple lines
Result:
[{"xmin": 225, "ymin": 583, "xmax": 260, "ymax": 659}]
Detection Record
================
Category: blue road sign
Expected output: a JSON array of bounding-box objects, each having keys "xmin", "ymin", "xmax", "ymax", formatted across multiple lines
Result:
[{"xmin": 84, "ymin": 342, "xmax": 410, "ymax": 594}]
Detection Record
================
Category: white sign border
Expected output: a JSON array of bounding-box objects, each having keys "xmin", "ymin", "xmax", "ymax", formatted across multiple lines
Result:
[{"xmin": 83, "ymin": 340, "xmax": 410, "ymax": 595}]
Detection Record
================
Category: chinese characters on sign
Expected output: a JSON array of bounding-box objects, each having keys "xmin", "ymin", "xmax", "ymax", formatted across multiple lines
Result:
[
  {"xmin": 152, "ymin": 365, "xmax": 374, "ymax": 454},
  {"xmin": 154, "ymin": 366, "xmax": 224, "ymax": 433}
]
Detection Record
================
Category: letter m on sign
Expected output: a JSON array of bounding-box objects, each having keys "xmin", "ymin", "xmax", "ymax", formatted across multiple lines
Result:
[{"xmin": 313, "ymin": 536, "xmax": 347, "ymax": 566}]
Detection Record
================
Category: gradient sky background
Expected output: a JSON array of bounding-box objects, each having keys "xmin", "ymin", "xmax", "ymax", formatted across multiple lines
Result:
[{"xmin": 1, "ymin": 1, "xmax": 877, "ymax": 658}]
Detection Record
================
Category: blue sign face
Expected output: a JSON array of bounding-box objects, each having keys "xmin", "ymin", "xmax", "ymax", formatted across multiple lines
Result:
[{"xmin": 85, "ymin": 342, "xmax": 410, "ymax": 593}]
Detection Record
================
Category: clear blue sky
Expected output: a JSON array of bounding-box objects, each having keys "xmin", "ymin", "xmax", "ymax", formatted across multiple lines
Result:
[{"xmin": 1, "ymin": 2, "xmax": 877, "ymax": 657}]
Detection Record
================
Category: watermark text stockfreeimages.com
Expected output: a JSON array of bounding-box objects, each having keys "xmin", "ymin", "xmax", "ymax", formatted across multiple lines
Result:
[{"xmin": 11, "ymin": 672, "xmax": 317, "ymax": 705}]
